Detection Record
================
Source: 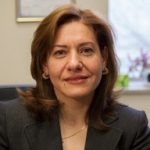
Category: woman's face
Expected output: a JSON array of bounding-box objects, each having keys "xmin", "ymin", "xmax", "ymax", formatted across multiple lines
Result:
[{"xmin": 43, "ymin": 21, "xmax": 106, "ymax": 101}]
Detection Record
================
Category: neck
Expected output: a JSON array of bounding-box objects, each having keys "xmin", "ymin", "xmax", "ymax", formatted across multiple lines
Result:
[
  {"xmin": 58, "ymin": 96, "xmax": 93, "ymax": 126},
  {"xmin": 59, "ymin": 100, "xmax": 88, "ymax": 126},
  {"xmin": 55, "ymin": 88, "xmax": 94, "ymax": 126},
  {"xmin": 58, "ymin": 96, "xmax": 91, "ymax": 145},
  {"xmin": 59, "ymin": 101, "xmax": 89, "ymax": 143}
]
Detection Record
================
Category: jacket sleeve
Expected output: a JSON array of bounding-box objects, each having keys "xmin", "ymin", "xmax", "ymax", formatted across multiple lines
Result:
[
  {"xmin": 132, "ymin": 111, "xmax": 150, "ymax": 150},
  {"xmin": 0, "ymin": 102, "xmax": 9, "ymax": 150}
]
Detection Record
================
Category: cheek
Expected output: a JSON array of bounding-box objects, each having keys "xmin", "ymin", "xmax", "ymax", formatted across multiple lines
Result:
[
  {"xmin": 89, "ymin": 58, "xmax": 104, "ymax": 75},
  {"xmin": 91, "ymin": 60, "xmax": 104, "ymax": 88},
  {"xmin": 48, "ymin": 62, "xmax": 64, "ymax": 80}
]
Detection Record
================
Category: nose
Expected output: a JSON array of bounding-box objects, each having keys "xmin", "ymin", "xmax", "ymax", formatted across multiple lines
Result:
[{"xmin": 67, "ymin": 52, "xmax": 83, "ymax": 72}]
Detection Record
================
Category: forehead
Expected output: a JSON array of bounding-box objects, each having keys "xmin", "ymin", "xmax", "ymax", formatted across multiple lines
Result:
[
  {"xmin": 54, "ymin": 21, "xmax": 96, "ymax": 43},
  {"xmin": 57, "ymin": 20, "xmax": 94, "ymax": 33}
]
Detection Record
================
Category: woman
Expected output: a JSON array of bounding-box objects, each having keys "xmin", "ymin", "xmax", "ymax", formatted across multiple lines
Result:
[{"xmin": 0, "ymin": 4, "xmax": 150, "ymax": 150}]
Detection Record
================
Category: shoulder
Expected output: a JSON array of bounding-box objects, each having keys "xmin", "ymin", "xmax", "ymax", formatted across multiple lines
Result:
[
  {"xmin": 0, "ymin": 99, "xmax": 29, "ymax": 118},
  {"xmin": 0, "ymin": 99, "xmax": 35, "ymax": 129},
  {"xmin": 0, "ymin": 99, "xmax": 38, "ymax": 145},
  {"xmin": 113, "ymin": 104, "xmax": 149, "ymax": 130},
  {"xmin": 0, "ymin": 98, "xmax": 25, "ymax": 110},
  {"xmin": 112, "ymin": 104, "xmax": 150, "ymax": 148},
  {"xmin": 0, "ymin": 99, "xmax": 31, "ymax": 147},
  {"xmin": 116, "ymin": 104, "xmax": 148, "ymax": 125}
]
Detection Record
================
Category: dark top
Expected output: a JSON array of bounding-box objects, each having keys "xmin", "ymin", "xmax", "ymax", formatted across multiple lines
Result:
[{"xmin": 0, "ymin": 99, "xmax": 150, "ymax": 150}]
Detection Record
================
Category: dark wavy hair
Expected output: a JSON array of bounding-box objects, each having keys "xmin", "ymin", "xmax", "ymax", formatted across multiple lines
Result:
[{"xmin": 20, "ymin": 4, "xmax": 119, "ymax": 130}]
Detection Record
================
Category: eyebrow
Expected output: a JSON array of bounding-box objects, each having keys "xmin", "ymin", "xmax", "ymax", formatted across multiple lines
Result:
[
  {"xmin": 52, "ymin": 45, "xmax": 67, "ymax": 48},
  {"xmin": 53, "ymin": 42, "xmax": 95, "ymax": 48},
  {"xmin": 79, "ymin": 42, "xmax": 95, "ymax": 47}
]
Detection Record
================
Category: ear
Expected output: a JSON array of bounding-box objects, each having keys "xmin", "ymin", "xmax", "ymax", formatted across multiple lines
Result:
[
  {"xmin": 101, "ymin": 46, "xmax": 108, "ymax": 68},
  {"xmin": 43, "ymin": 63, "xmax": 49, "ymax": 75}
]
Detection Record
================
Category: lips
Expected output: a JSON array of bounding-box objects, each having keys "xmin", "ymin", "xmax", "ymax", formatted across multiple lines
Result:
[{"xmin": 64, "ymin": 75, "xmax": 89, "ymax": 84}]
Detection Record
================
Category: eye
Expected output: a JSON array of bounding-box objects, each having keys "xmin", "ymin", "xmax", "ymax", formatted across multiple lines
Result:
[
  {"xmin": 80, "ymin": 47, "xmax": 94, "ymax": 56},
  {"xmin": 52, "ymin": 49, "xmax": 67, "ymax": 58}
]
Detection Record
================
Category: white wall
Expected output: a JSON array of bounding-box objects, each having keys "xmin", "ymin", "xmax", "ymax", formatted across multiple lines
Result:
[
  {"xmin": 0, "ymin": 0, "xmax": 108, "ymax": 85},
  {"xmin": 0, "ymin": 0, "xmax": 38, "ymax": 85}
]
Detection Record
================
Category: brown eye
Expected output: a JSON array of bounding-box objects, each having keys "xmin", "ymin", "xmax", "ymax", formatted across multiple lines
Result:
[
  {"xmin": 53, "ymin": 50, "xmax": 67, "ymax": 58},
  {"xmin": 80, "ymin": 47, "xmax": 94, "ymax": 56}
]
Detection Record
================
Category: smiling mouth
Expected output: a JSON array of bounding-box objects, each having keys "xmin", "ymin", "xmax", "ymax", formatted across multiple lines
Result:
[{"xmin": 65, "ymin": 76, "xmax": 89, "ymax": 84}]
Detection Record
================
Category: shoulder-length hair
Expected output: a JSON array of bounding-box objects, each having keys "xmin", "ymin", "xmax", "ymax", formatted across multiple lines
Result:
[{"xmin": 20, "ymin": 4, "xmax": 119, "ymax": 130}]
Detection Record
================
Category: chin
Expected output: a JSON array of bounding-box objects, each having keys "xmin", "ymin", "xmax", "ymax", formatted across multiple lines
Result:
[{"xmin": 65, "ymin": 90, "xmax": 94, "ymax": 100}]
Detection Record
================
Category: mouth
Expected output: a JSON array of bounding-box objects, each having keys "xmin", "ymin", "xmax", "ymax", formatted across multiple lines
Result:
[{"xmin": 64, "ymin": 75, "xmax": 89, "ymax": 84}]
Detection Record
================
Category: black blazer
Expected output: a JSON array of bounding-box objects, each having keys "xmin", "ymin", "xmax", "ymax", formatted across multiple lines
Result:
[{"xmin": 0, "ymin": 99, "xmax": 150, "ymax": 150}]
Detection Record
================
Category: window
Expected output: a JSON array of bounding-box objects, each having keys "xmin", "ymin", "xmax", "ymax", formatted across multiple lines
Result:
[{"xmin": 108, "ymin": 0, "xmax": 150, "ymax": 80}]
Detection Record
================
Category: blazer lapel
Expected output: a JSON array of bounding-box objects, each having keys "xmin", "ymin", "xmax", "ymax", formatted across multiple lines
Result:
[
  {"xmin": 85, "ymin": 126, "xmax": 122, "ymax": 150},
  {"xmin": 85, "ymin": 114, "xmax": 123, "ymax": 150},
  {"xmin": 24, "ymin": 118, "xmax": 63, "ymax": 150}
]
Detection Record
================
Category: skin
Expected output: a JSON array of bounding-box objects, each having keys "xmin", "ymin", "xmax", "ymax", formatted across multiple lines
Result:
[{"xmin": 43, "ymin": 21, "xmax": 106, "ymax": 104}]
